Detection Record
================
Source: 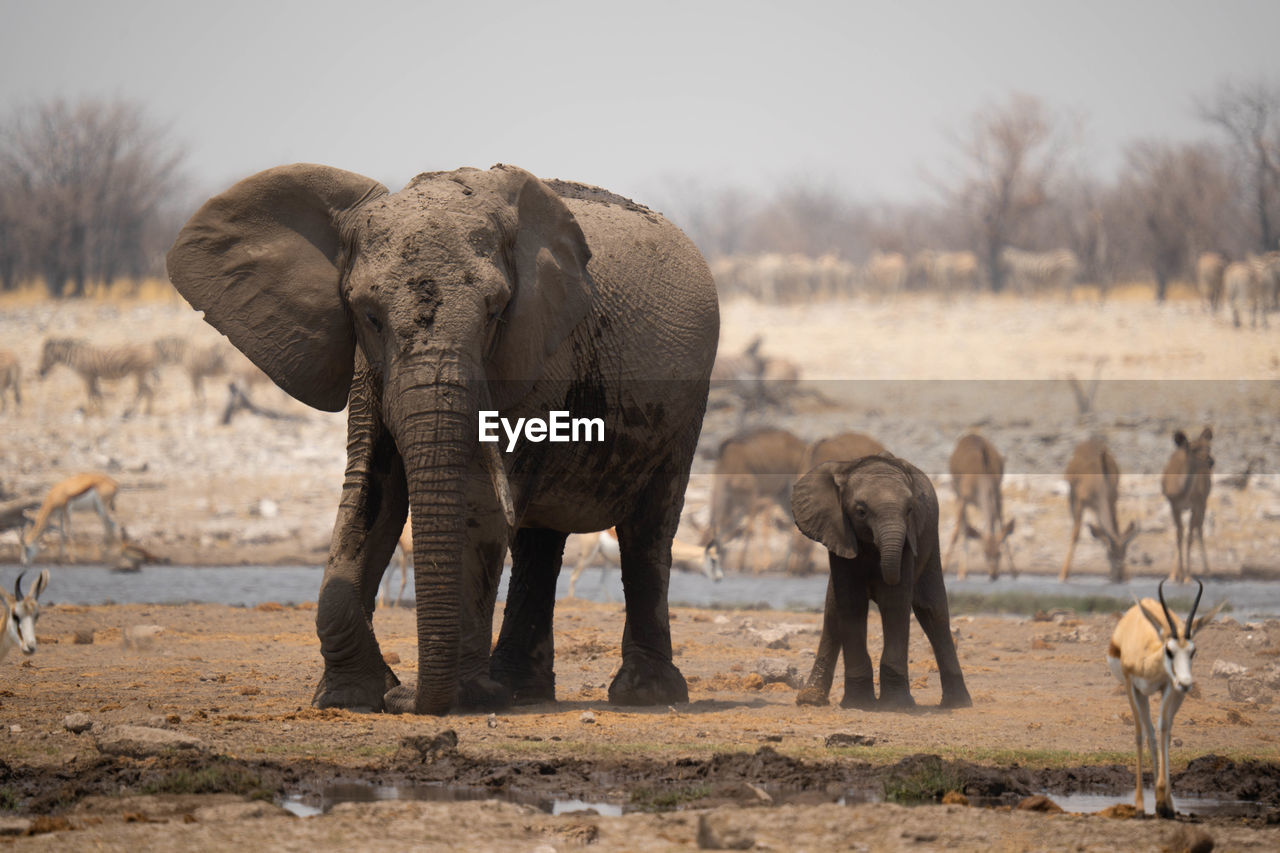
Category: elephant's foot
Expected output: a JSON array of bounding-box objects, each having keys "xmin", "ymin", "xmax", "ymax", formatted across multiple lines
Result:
[
  {"xmin": 489, "ymin": 659, "xmax": 556, "ymax": 706},
  {"xmin": 458, "ymin": 676, "xmax": 513, "ymax": 712},
  {"xmin": 877, "ymin": 679, "xmax": 917, "ymax": 711},
  {"xmin": 382, "ymin": 684, "xmax": 419, "ymax": 715},
  {"xmin": 838, "ymin": 678, "xmax": 876, "ymax": 710},
  {"xmin": 313, "ymin": 665, "xmax": 398, "ymax": 713},
  {"xmin": 940, "ymin": 677, "xmax": 973, "ymax": 709},
  {"xmin": 796, "ymin": 685, "xmax": 831, "ymax": 707},
  {"xmin": 608, "ymin": 654, "xmax": 688, "ymax": 706}
]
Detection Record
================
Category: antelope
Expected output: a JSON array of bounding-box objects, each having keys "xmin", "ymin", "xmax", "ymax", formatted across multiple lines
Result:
[
  {"xmin": 1161, "ymin": 427, "xmax": 1214, "ymax": 584},
  {"xmin": 1060, "ymin": 438, "xmax": 1137, "ymax": 582},
  {"xmin": 1108, "ymin": 579, "xmax": 1222, "ymax": 818},
  {"xmin": 0, "ymin": 349, "xmax": 20, "ymax": 413},
  {"xmin": 703, "ymin": 427, "xmax": 808, "ymax": 573},
  {"xmin": 20, "ymin": 473, "xmax": 121, "ymax": 565},
  {"xmin": 1, "ymin": 570, "xmax": 50, "ymax": 661},
  {"xmin": 380, "ymin": 519, "xmax": 413, "ymax": 608},
  {"xmin": 567, "ymin": 527, "xmax": 722, "ymax": 597},
  {"xmin": 943, "ymin": 433, "xmax": 1015, "ymax": 581}
]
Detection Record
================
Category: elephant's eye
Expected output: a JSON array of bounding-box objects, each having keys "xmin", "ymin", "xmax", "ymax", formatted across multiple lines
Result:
[
  {"xmin": 365, "ymin": 311, "xmax": 383, "ymax": 333},
  {"xmin": 853, "ymin": 504, "xmax": 868, "ymax": 520}
]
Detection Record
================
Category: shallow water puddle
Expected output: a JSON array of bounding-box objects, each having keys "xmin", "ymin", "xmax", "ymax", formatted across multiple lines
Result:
[{"xmin": 279, "ymin": 781, "xmax": 623, "ymax": 818}]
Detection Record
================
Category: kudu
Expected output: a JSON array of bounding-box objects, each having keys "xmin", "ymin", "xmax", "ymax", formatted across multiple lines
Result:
[
  {"xmin": 943, "ymin": 433, "xmax": 1015, "ymax": 581},
  {"xmin": 1161, "ymin": 427, "xmax": 1213, "ymax": 584},
  {"xmin": 703, "ymin": 427, "xmax": 807, "ymax": 574},
  {"xmin": 1060, "ymin": 438, "xmax": 1137, "ymax": 582}
]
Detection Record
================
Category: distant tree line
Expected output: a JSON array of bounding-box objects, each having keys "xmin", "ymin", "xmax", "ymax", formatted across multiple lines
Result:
[
  {"xmin": 663, "ymin": 78, "xmax": 1280, "ymax": 300},
  {"xmin": 0, "ymin": 98, "xmax": 186, "ymax": 296}
]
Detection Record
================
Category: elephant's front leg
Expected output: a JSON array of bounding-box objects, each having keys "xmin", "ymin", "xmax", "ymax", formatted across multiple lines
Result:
[
  {"xmin": 829, "ymin": 554, "xmax": 875, "ymax": 710},
  {"xmin": 874, "ymin": 580, "xmax": 916, "ymax": 710},
  {"xmin": 797, "ymin": 574, "xmax": 840, "ymax": 706},
  {"xmin": 313, "ymin": 370, "xmax": 408, "ymax": 712},
  {"xmin": 609, "ymin": 473, "xmax": 690, "ymax": 706},
  {"xmin": 489, "ymin": 527, "xmax": 568, "ymax": 705}
]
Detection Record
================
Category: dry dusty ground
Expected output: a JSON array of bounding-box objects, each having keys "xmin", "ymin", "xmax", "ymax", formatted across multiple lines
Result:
[
  {"xmin": 1, "ymin": 600, "xmax": 1278, "ymax": 850},
  {"xmin": 2, "ymin": 289, "xmax": 1280, "ymax": 849}
]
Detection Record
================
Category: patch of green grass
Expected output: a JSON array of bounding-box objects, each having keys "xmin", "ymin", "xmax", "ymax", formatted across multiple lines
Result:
[
  {"xmin": 0, "ymin": 786, "xmax": 19, "ymax": 812},
  {"xmin": 629, "ymin": 783, "xmax": 712, "ymax": 811},
  {"xmin": 139, "ymin": 761, "xmax": 273, "ymax": 800},
  {"xmin": 882, "ymin": 756, "xmax": 964, "ymax": 803}
]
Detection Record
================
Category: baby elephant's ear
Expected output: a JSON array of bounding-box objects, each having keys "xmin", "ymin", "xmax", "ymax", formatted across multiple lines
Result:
[{"xmin": 791, "ymin": 462, "xmax": 858, "ymax": 559}]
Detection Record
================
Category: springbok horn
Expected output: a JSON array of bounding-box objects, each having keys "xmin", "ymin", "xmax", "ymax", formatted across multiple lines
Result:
[
  {"xmin": 14, "ymin": 571, "xmax": 26, "ymax": 601},
  {"xmin": 1157, "ymin": 579, "xmax": 1176, "ymax": 639},
  {"xmin": 1186, "ymin": 577, "xmax": 1205, "ymax": 639}
]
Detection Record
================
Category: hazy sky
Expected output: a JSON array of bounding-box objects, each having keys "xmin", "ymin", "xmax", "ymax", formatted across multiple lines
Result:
[{"xmin": 3, "ymin": 0, "xmax": 1279, "ymax": 207}]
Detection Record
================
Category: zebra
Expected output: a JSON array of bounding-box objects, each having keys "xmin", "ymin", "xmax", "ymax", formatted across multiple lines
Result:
[
  {"xmin": 999, "ymin": 247, "xmax": 1079, "ymax": 296},
  {"xmin": 38, "ymin": 337, "xmax": 159, "ymax": 415},
  {"xmin": 1195, "ymin": 252, "xmax": 1227, "ymax": 313},
  {"xmin": 0, "ymin": 349, "xmax": 20, "ymax": 413}
]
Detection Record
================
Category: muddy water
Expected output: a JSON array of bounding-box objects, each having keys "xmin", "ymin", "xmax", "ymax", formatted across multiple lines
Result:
[
  {"xmin": 278, "ymin": 779, "xmax": 1263, "ymax": 820},
  {"xmin": 16, "ymin": 564, "xmax": 1280, "ymax": 619},
  {"xmin": 279, "ymin": 782, "xmax": 622, "ymax": 818}
]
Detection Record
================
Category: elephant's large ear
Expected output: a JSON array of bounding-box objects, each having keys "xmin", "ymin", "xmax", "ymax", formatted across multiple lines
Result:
[
  {"xmin": 485, "ymin": 166, "xmax": 594, "ymax": 404},
  {"xmin": 791, "ymin": 462, "xmax": 858, "ymax": 559},
  {"xmin": 166, "ymin": 164, "xmax": 388, "ymax": 411}
]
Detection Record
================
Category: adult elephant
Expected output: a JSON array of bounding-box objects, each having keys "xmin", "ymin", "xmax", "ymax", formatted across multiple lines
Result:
[{"xmin": 167, "ymin": 163, "xmax": 719, "ymax": 715}]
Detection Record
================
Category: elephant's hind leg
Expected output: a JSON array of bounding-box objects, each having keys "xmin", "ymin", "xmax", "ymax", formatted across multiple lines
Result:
[
  {"xmin": 490, "ymin": 528, "xmax": 568, "ymax": 705},
  {"xmin": 609, "ymin": 472, "xmax": 691, "ymax": 706}
]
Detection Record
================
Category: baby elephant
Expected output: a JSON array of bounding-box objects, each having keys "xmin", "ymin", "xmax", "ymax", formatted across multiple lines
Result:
[{"xmin": 792, "ymin": 454, "xmax": 972, "ymax": 710}]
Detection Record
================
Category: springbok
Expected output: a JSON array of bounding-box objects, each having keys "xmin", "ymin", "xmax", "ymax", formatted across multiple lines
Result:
[
  {"xmin": 1, "ymin": 570, "xmax": 50, "ymax": 661},
  {"xmin": 380, "ymin": 519, "xmax": 413, "ymax": 609},
  {"xmin": 1060, "ymin": 438, "xmax": 1137, "ymax": 582},
  {"xmin": 20, "ymin": 473, "xmax": 121, "ymax": 565},
  {"xmin": 943, "ymin": 433, "xmax": 1015, "ymax": 581},
  {"xmin": 0, "ymin": 349, "xmax": 21, "ymax": 413},
  {"xmin": 567, "ymin": 528, "xmax": 722, "ymax": 597},
  {"xmin": 1161, "ymin": 427, "xmax": 1214, "ymax": 584},
  {"xmin": 1108, "ymin": 579, "xmax": 1222, "ymax": 818}
]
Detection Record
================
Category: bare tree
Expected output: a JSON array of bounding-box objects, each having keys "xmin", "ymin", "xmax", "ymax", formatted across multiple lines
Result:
[
  {"xmin": 0, "ymin": 98, "xmax": 185, "ymax": 296},
  {"xmin": 1118, "ymin": 140, "xmax": 1236, "ymax": 301},
  {"xmin": 1198, "ymin": 78, "xmax": 1280, "ymax": 253},
  {"xmin": 938, "ymin": 92, "xmax": 1078, "ymax": 292}
]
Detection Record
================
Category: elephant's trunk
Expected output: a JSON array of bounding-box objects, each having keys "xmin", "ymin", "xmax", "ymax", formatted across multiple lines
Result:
[
  {"xmin": 390, "ymin": 359, "xmax": 477, "ymax": 715},
  {"xmin": 877, "ymin": 522, "xmax": 906, "ymax": 586}
]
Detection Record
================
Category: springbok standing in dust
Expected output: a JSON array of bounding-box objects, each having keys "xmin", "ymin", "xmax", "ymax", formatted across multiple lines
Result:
[
  {"xmin": 1161, "ymin": 427, "xmax": 1214, "ymax": 584},
  {"xmin": 1059, "ymin": 438, "xmax": 1137, "ymax": 583},
  {"xmin": 943, "ymin": 433, "xmax": 1015, "ymax": 581},
  {"xmin": 380, "ymin": 518, "xmax": 413, "ymax": 608},
  {"xmin": 1, "ymin": 570, "xmax": 50, "ymax": 662},
  {"xmin": 20, "ymin": 473, "xmax": 121, "ymax": 565},
  {"xmin": 1195, "ymin": 252, "xmax": 1226, "ymax": 313},
  {"xmin": 1108, "ymin": 579, "xmax": 1221, "ymax": 818}
]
